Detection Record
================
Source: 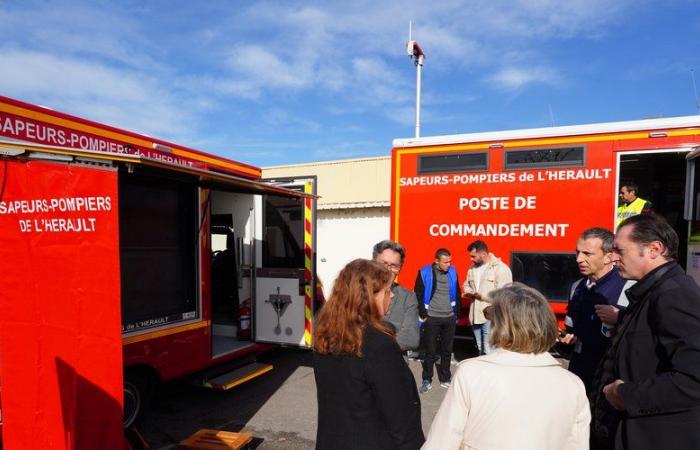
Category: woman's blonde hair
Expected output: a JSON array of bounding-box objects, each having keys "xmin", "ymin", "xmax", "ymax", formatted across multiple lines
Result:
[
  {"xmin": 488, "ymin": 282, "xmax": 558, "ymax": 354},
  {"xmin": 313, "ymin": 259, "xmax": 393, "ymax": 356}
]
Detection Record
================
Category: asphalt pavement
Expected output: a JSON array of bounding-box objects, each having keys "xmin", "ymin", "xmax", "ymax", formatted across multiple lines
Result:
[{"xmin": 140, "ymin": 337, "xmax": 480, "ymax": 449}]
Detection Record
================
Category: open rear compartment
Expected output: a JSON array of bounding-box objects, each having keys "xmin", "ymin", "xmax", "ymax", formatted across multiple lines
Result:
[
  {"xmin": 618, "ymin": 150, "xmax": 688, "ymax": 267},
  {"xmin": 209, "ymin": 191, "xmax": 256, "ymax": 357}
]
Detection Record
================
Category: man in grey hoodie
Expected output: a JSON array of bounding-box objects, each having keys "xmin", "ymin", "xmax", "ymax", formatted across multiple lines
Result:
[{"xmin": 373, "ymin": 240, "xmax": 420, "ymax": 353}]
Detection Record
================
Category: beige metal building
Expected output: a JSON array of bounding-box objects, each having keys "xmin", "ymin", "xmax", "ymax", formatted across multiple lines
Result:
[{"xmin": 263, "ymin": 156, "xmax": 390, "ymax": 297}]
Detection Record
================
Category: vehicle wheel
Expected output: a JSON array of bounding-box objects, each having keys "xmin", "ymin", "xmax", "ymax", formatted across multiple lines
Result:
[{"xmin": 123, "ymin": 369, "xmax": 153, "ymax": 429}]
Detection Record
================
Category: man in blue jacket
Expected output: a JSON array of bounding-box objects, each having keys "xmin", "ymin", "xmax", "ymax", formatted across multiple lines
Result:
[{"xmin": 414, "ymin": 248, "xmax": 461, "ymax": 393}]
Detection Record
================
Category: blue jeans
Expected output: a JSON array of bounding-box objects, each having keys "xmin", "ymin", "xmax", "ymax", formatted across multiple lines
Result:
[{"xmin": 472, "ymin": 321, "xmax": 491, "ymax": 354}]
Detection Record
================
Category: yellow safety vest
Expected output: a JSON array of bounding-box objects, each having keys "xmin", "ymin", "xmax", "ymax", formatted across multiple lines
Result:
[{"xmin": 616, "ymin": 197, "xmax": 649, "ymax": 229}]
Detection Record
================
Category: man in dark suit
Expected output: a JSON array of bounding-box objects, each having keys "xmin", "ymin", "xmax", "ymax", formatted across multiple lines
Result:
[{"xmin": 592, "ymin": 214, "xmax": 700, "ymax": 450}]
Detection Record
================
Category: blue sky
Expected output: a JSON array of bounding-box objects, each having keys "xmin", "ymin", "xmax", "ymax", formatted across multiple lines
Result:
[{"xmin": 1, "ymin": 0, "xmax": 699, "ymax": 167}]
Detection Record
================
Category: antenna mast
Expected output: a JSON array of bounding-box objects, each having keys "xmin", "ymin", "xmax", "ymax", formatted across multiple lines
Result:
[
  {"xmin": 548, "ymin": 104, "xmax": 556, "ymax": 127},
  {"xmin": 406, "ymin": 21, "xmax": 425, "ymax": 138},
  {"xmin": 692, "ymin": 69, "xmax": 700, "ymax": 113}
]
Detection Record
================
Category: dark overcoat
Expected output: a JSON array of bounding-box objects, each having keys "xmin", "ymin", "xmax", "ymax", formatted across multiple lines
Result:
[
  {"xmin": 313, "ymin": 326, "xmax": 424, "ymax": 450},
  {"xmin": 612, "ymin": 262, "xmax": 700, "ymax": 449}
]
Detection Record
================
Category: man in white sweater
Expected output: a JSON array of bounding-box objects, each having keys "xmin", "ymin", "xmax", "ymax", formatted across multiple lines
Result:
[{"xmin": 462, "ymin": 240, "xmax": 512, "ymax": 354}]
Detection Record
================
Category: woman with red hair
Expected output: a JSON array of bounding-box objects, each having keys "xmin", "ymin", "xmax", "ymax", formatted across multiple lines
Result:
[{"xmin": 313, "ymin": 259, "xmax": 424, "ymax": 450}]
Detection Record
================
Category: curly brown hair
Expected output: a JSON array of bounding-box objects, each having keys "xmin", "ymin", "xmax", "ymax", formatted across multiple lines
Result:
[{"xmin": 313, "ymin": 259, "xmax": 394, "ymax": 356}]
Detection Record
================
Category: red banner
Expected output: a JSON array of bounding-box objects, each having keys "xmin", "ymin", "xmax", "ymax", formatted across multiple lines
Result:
[{"xmin": 0, "ymin": 160, "xmax": 124, "ymax": 449}]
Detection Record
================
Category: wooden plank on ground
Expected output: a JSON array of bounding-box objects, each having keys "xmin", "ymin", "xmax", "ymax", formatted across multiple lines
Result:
[{"xmin": 180, "ymin": 429, "xmax": 253, "ymax": 450}]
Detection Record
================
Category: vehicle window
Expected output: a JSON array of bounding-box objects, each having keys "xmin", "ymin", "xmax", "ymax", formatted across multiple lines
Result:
[
  {"xmin": 504, "ymin": 146, "xmax": 585, "ymax": 170},
  {"xmin": 119, "ymin": 171, "xmax": 198, "ymax": 332},
  {"xmin": 263, "ymin": 195, "xmax": 304, "ymax": 268},
  {"xmin": 418, "ymin": 152, "xmax": 488, "ymax": 174},
  {"xmin": 510, "ymin": 252, "xmax": 580, "ymax": 302}
]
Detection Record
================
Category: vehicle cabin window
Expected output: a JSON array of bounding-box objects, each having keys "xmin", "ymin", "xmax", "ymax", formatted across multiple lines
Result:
[
  {"xmin": 119, "ymin": 171, "xmax": 198, "ymax": 332},
  {"xmin": 510, "ymin": 252, "xmax": 580, "ymax": 302},
  {"xmin": 418, "ymin": 152, "xmax": 488, "ymax": 174},
  {"xmin": 504, "ymin": 146, "xmax": 585, "ymax": 170},
  {"xmin": 263, "ymin": 195, "xmax": 304, "ymax": 268}
]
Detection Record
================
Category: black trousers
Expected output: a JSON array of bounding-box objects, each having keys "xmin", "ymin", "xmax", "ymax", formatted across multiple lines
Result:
[
  {"xmin": 569, "ymin": 347, "xmax": 608, "ymax": 394},
  {"xmin": 421, "ymin": 315, "xmax": 456, "ymax": 383}
]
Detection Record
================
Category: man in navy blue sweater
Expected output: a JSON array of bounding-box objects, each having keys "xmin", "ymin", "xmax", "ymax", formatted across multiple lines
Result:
[{"xmin": 560, "ymin": 227, "xmax": 633, "ymax": 393}]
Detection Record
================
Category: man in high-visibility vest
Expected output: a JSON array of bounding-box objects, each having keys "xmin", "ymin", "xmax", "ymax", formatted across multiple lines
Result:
[{"xmin": 615, "ymin": 182, "xmax": 652, "ymax": 229}]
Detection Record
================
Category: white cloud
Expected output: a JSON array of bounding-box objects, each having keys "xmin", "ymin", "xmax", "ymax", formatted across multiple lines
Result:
[
  {"xmin": 260, "ymin": 108, "xmax": 322, "ymax": 132},
  {"xmin": 0, "ymin": 48, "xmax": 199, "ymax": 140},
  {"xmin": 383, "ymin": 106, "xmax": 418, "ymax": 127},
  {"xmin": 0, "ymin": 0, "xmax": 664, "ymax": 166},
  {"xmin": 1, "ymin": 49, "xmax": 148, "ymax": 101},
  {"xmin": 0, "ymin": 2, "xmax": 160, "ymax": 68},
  {"xmin": 467, "ymin": 0, "xmax": 636, "ymax": 38},
  {"xmin": 352, "ymin": 57, "xmax": 396, "ymax": 82},
  {"xmin": 487, "ymin": 66, "xmax": 562, "ymax": 91},
  {"xmin": 205, "ymin": 0, "xmax": 638, "ymax": 103},
  {"xmin": 232, "ymin": 149, "xmax": 287, "ymax": 160},
  {"xmin": 229, "ymin": 46, "xmax": 311, "ymax": 90},
  {"xmin": 0, "ymin": 0, "xmax": 624, "ymax": 114},
  {"xmin": 349, "ymin": 57, "xmax": 412, "ymax": 105},
  {"xmin": 311, "ymin": 140, "xmax": 383, "ymax": 160}
]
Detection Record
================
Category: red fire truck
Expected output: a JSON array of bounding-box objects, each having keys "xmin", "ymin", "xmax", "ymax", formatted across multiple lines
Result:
[
  {"xmin": 0, "ymin": 95, "xmax": 318, "ymax": 441},
  {"xmin": 391, "ymin": 116, "xmax": 700, "ymax": 318}
]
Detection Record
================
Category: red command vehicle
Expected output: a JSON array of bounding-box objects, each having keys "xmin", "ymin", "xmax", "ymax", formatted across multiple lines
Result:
[
  {"xmin": 391, "ymin": 116, "xmax": 700, "ymax": 320},
  {"xmin": 0, "ymin": 95, "xmax": 318, "ymax": 431}
]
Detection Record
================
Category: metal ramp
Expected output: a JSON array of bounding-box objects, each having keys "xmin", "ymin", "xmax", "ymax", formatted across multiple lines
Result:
[{"xmin": 202, "ymin": 362, "xmax": 273, "ymax": 391}]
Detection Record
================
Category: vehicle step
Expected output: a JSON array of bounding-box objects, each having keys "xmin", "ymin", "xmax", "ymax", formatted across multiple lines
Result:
[
  {"xmin": 180, "ymin": 429, "xmax": 252, "ymax": 449},
  {"xmin": 203, "ymin": 362, "xmax": 273, "ymax": 391}
]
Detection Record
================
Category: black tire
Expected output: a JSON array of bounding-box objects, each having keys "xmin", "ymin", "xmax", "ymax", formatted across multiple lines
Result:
[
  {"xmin": 123, "ymin": 369, "xmax": 153, "ymax": 429},
  {"xmin": 124, "ymin": 426, "xmax": 149, "ymax": 450}
]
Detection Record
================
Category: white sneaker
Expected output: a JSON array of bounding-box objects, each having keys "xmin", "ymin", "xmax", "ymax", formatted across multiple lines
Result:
[
  {"xmin": 419, "ymin": 380, "xmax": 432, "ymax": 394},
  {"xmin": 440, "ymin": 381, "xmax": 451, "ymax": 389}
]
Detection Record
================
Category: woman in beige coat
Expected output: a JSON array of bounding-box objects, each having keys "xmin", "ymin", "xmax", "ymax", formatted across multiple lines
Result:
[{"xmin": 423, "ymin": 283, "xmax": 589, "ymax": 450}]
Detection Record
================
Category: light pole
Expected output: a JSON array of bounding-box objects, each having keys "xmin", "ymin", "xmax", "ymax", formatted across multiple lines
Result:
[{"xmin": 406, "ymin": 23, "xmax": 425, "ymax": 138}]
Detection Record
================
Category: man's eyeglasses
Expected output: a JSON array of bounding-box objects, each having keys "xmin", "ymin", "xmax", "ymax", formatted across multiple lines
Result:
[{"xmin": 381, "ymin": 261, "xmax": 402, "ymax": 271}]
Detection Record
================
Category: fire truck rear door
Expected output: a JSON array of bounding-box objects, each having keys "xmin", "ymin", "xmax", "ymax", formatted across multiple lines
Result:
[
  {"xmin": 685, "ymin": 147, "xmax": 700, "ymax": 283},
  {"xmin": 253, "ymin": 177, "xmax": 316, "ymax": 348}
]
